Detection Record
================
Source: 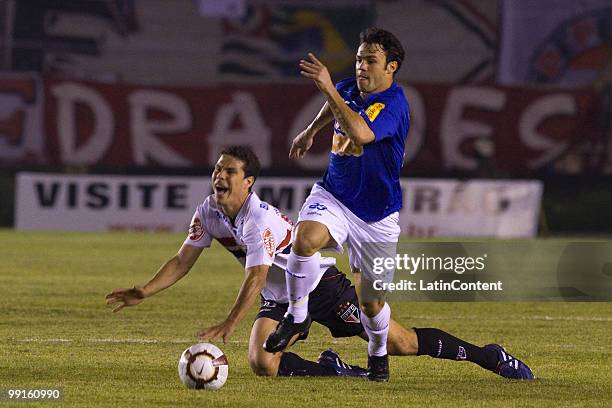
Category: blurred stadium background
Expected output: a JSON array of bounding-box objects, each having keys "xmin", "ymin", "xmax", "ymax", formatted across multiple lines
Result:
[{"xmin": 1, "ymin": 0, "xmax": 611, "ymax": 237}]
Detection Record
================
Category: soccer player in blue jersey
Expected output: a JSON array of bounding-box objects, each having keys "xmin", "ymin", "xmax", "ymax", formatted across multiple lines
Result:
[
  {"xmin": 263, "ymin": 27, "xmax": 534, "ymax": 382},
  {"xmin": 264, "ymin": 27, "xmax": 409, "ymax": 381}
]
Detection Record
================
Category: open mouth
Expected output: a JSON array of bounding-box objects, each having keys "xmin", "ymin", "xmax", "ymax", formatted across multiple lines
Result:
[{"xmin": 215, "ymin": 186, "xmax": 229, "ymax": 197}]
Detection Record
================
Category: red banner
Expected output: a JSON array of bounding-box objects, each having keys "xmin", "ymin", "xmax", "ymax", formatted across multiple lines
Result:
[
  {"xmin": 43, "ymin": 78, "xmax": 327, "ymax": 170},
  {"xmin": 403, "ymin": 83, "xmax": 598, "ymax": 173},
  {"xmin": 0, "ymin": 74, "xmax": 605, "ymax": 174},
  {"xmin": 0, "ymin": 74, "xmax": 45, "ymax": 166}
]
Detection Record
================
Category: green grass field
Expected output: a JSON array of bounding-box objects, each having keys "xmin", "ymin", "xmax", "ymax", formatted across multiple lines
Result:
[{"xmin": 1, "ymin": 230, "xmax": 610, "ymax": 407}]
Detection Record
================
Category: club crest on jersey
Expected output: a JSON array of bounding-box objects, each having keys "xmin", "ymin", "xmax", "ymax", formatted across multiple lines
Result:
[
  {"xmin": 188, "ymin": 216, "xmax": 205, "ymax": 241},
  {"xmin": 262, "ymin": 228, "xmax": 275, "ymax": 258},
  {"xmin": 365, "ymin": 102, "xmax": 385, "ymax": 122},
  {"xmin": 337, "ymin": 301, "xmax": 360, "ymax": 324}
]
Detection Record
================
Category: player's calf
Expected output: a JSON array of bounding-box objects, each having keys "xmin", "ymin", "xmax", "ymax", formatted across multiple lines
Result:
[
  {"xmin": 415, "ymin": 328, "xmax": 498, "ymax": 369},
  {"xmin": 360, "ymin": 302, "xmax": 391, "ymax": 382},
  {"xmin": 414, "ymin": 328, "xmax": 535, "ymax": 379},
  {"xmin": 385, "ymin": 320, "xmax": 418, "ymax": 356},
  {"xmin": 277, "ymin": 351, "xmax": 338, "ymax": 377}
]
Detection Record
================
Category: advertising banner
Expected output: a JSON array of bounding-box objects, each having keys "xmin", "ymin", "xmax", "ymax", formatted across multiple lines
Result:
[
  {"xmin": 0, "ymin": 73, "xmax": 601, "ymax": 173},
  {"xmin": 16, "ymin": 173, "xmax": 542, "ymax": 238},
  {"xmin": 40, "ymin": 78, "xmax": 596, "ymax": 173},
  {"xmin": 0, "ymin": 74, "xmax": 45, "ymax": 165}
]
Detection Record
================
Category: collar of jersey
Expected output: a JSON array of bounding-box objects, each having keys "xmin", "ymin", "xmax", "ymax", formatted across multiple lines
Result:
[
  {"xmin": 233, "ymin": 191, "xmax": 255, "ymax": 226},
  {"xmin": 346, "ymin": 78, "xmax": 397, "ymax": 105},
  {"xmin": 210, "ymin": 191, "xmax": 254, "ymax": 228}
]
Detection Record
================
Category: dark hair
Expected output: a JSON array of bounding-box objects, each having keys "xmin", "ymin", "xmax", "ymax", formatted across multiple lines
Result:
[
  {"xmin": 219, "ymin": 145, "xmax": 261, "ymax": 185},
  {"xmin": 359, "ymin": 27, "xmax": 405, "ymax": 73}
]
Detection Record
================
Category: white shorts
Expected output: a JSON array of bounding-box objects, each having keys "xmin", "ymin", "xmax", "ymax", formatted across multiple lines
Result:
[{"xmin": 297, "ymin": 184, "xmax": 401, "ymax": 273}]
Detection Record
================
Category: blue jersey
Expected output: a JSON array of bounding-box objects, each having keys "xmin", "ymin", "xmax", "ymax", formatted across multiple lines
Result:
[{"xmin": 319, "ymin": 77, "xmax": 410, "ymax": 222}]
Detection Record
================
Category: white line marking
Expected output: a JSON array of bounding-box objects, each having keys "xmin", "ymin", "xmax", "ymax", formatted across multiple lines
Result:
[
  {"xmin": 404, "ymin": 315, "xmax": 612, "ymax": 322},
  {"xmin": 8, "ymin": 316, "xmax": 610, "ymax": 345},
  {"xmin": 531, "ymin": 315, "xmax": 612, "ymax": 322}
]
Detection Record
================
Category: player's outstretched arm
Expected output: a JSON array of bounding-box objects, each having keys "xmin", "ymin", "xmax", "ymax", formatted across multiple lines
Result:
[
  {"xmin": 105, "ymin": 243, "xmax": 203, "ymax": 312},
  {"xmin": 289, "ymin": 102, "xmax": 333, "ymax": 159},
  {"xmin": 300, "ymin": 52, "xmax": 375, "ymax": 146},
  {"xmin": 197, "ymin": 264, "xmax": 268, "ymax": 343}
]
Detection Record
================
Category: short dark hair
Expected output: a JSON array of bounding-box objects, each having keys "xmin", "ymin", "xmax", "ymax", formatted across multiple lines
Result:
[
  {"xmin": 219, "ymin": 145, "xmax": 261, "ymax": 183},
  {"xmin": 359, "ymin": 27, "xmax": 405, "ymax": 73}
]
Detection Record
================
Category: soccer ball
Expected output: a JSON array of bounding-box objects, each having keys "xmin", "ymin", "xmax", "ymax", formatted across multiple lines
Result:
[{"xmin": 178, "ymin": 342, "xmax": 229, "ymax": 390}]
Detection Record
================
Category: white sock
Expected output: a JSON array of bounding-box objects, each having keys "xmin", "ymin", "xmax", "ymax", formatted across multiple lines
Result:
[
  {"xmin": 360, "ymin": 302, "xmax": 391, "ymax": 357},
  {"xmin": 286, "ymin": 251, "xmax": 321, "ymax": 323}
]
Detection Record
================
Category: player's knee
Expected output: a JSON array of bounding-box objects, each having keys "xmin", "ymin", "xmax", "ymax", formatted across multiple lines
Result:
[
  {"xmin": 292, "ymin": 227, "xmax": 325, "ymax": 256},
  {"xmin": 248, "ymin": 352, "xmax": 279, "ymax": 377},
  {"xmin": 360, "ymin": 300, "xmax": 385, "ymax": 317}
]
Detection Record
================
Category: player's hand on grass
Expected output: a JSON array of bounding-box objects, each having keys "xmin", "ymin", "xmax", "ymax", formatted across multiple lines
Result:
[
  {"xmin": 300, "ymin": 53, "xmax": 334, "ymax": 94},
  {"xmin": 289, "ymin": 129, "xmax": 315, "ymax": 159},
  {"xmin": 105, "ymin": 286, "xmax": 146, "ymax": 312},
  {"xmin": 197, "ymin": 320, "xmax": 236, "ymax": 344}
]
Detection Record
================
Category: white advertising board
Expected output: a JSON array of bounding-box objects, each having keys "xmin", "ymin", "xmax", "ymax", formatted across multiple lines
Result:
[{"xmin": 16, "ymin": 173, "xmax": 542, "ymax": 238}]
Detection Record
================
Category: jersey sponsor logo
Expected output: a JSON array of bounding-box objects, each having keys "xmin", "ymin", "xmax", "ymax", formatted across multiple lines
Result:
[
  {"xmin": 331, "ymin": 133, "xmax": 364, "ymax": 157},
  {"xmin": 188, "ymin": 216, "xmax": 205, "ymax": 241},
  {"xmin": 306, "ymin": 211, "xmax": 323, "ymax": 216},
  {"xmin": 306, "ymin": 202, "xmax": 327, "ymax": 216},
  {"xmin": 365, "ymin": 102, "xmax": 385, "ymax": 122},
  {"xmin": 262, "ymin": 228, "xmax": 275, "ymax": 258},
  {"xmin": 337, "ymin": 301, "xmax": 360, "ymax": 324}
]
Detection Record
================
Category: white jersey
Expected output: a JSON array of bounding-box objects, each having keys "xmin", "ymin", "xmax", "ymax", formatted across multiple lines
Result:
[{"xmin": 184, "ymin": 192, "xmax": 335, "ymax": 303}]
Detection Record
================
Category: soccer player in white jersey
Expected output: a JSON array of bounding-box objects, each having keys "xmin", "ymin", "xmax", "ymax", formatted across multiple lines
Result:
[
  {"xmin": 106, "ymin": 146, "xmax": 371, "ymax": 377},
  {"xmin": 107, "ymin": 146, "xmax": 534, "ymax": 380}
]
